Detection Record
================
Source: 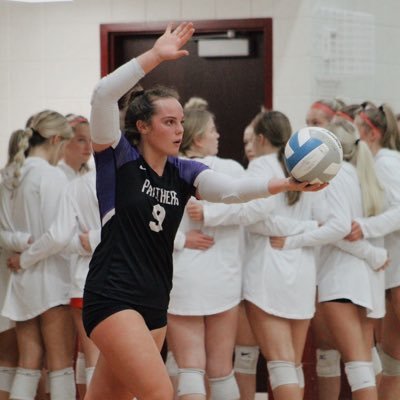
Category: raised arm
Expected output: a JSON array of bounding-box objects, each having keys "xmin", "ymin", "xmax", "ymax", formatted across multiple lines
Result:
[{"xmin": 91, "ymin": 22, "xmax": 194, "ymax": 152}]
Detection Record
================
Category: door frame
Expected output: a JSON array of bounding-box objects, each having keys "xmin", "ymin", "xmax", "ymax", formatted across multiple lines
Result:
[{"xmin": 99, "ymin": 18, "xmax": 273, "ymax": 109}]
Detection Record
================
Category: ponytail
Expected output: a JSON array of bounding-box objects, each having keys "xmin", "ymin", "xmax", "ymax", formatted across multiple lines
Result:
[
  {"xmin": 326, "ymin": 119, "xmax": 384, "ymax": 217},
  {"xmin": 10, "ymin": 128, "xmax": 33, "ymax": 189},
  {"xmin": 380, "ymin": 103, "xmax": 400, "ymax": 151},
  {"xmin": 355, "ymin": 140, "xmax": 384, "ymax": 216}
]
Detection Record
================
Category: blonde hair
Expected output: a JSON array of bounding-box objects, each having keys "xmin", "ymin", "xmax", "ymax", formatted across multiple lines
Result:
[
  {"xmin": 180, "ymin": 97, "xmax": 214, "ymax": 156},
  {"xmin": 12, "ymin": 110, "xmax": 73, "ymax": 186},
  {"xmin": 31, "ymin": 110, "xmax": 73, "ymax": 140},
  {"xmin": 326, "ymin": 119, "xmax": 384, "ymax": 217},
  {"xmin": 358, "ymin": 102, "xmax": 400, "ymax": 151}
]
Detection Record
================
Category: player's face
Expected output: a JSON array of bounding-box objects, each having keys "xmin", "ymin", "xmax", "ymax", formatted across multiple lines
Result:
[
  {"xmin": 63, "ymin": 124, "xmax": 92, "ymax": 169},
  {"xmin": 147, "ymin": 98, "xmax": 184, "ymax": 156},
  {"xmin": 196, "ymin": 117, "xmax": 220, "ymax": 156},
  {"xmin": 243, "ymin": 125, "xmax": 256, "ymax": 162},
  {"xmin": 306, "ymin": 108, "xmax": 331, "ymax": 127}
]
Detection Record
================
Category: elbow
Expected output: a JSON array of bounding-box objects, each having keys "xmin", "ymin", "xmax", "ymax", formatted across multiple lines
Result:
[{"xmin": 90, "ymin": 78, "xmax": 111, "ymax": 105}]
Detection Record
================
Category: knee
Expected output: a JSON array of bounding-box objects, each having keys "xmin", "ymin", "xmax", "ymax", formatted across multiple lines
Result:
[
  {"xmin": 316, "ymin": 349, "xmax": 341, "ymax": 377},
  {"xmin": 177, "ymin": 368, "xmax": 206, "ymax": 397},
  {"xmin": 344, "ymin": 361, "xmax": 376, "ymax": 392},
  {"xmin": 267, "ymin": 361, "xmax": 299, "ymax": 390},
  {"xmin": 379, "ymin": 347, "xmax": 400, "ymax": 376},
  {"xmin": 209, "ymin": 371, "xmax": 240, "ymax": 400},
  {"xmin": 234, "ymin": 345, "xmax": 259, "ymax": 375}
]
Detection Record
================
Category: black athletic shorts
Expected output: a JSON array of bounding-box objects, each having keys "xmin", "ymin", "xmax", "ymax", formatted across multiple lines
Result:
[
  {"xmin": 322, "ymin": 298, "xmax": 353, "ymax": 304},
  {"xmin": 82, "ymin": 290, "xmax": 167, "ymax": 337}
]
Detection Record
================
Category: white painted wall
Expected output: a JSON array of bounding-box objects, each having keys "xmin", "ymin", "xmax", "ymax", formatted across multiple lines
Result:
[{"xmin": 0, "ymin": 0, "xmax": 399, "ymax": 166}]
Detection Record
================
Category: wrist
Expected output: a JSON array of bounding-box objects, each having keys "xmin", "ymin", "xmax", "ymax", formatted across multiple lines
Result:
[
  {"xmin": 268, "ymin": 178, "xmax": 289, "ymax": 195},
  {"xmin": 137, "ymin": 49, "xmax": 164, "ymax": 74}
]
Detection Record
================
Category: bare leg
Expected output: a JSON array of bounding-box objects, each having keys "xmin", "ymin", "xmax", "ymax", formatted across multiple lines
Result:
[
  {"xmin": 72, "ymin": 308, "xmax": 100, "ymax": 398},
  {"xmin": 15, "ymin": 318, "xmax": 44, "ymax": 370},
  {"xmin": 167, "ymin": 314, "xmax": 206, "ymax": 400},
  {"xmin": 319, "ymin": 302, "xmax": 377, "ymax": 400},
  {"xmin": 205, "ymin": 306, "xmax": 239, "ymax": 378},
  {"xmin": 234, "ymin": 302, "xmax": 258, "ymax": 400},
  {"xmin": 312, "ymin": 305, "xmax": 341, "ymax": 400},
  {"xmin": 379, "ymin": 294, "xmax": 400, "ymax": 400},
  {"xmin": 246, "ymin": 301, "xmax": 304, "ymax": 400},
  {"xmin": 86, "ymin": 309, "xmax": 172, "ymax": 400},
  {"xmin": 0, "ymin": 328, "xmax": 18, "ymax": 400},
  {"xmin": 40, "ymin": 306, "xmax": 75, "ymax": 371}
]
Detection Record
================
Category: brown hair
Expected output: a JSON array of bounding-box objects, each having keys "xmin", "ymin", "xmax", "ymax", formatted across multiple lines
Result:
[
  {"xmin": 124, "ymin": 85, "xmax": 179, "ymax": 146},
  {"xmin": 253, "ymin": 110, "xmax": 300, "ymax": 205}
]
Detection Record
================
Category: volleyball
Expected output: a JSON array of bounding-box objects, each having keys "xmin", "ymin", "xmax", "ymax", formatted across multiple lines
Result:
[{"xmin": 284, "ymin": 127, "xmax": 343, "ymax": 184}]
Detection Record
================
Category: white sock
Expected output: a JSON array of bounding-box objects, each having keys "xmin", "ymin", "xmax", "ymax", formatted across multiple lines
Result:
[
  {"xmin": 49, "ymin": 367, "xmax": 76, "ymax": 400},
  {"xmin": 0, "ymin": 366, "xmax": 16, "ymax": 392},
  {"xmin": 10, "ymin": 367, "xmax": 41, "ymax": 400}
]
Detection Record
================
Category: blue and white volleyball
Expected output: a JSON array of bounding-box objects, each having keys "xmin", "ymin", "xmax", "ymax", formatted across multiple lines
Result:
[{"xmin": 284, "ymin": 127, "xmax": 343, "ymax": 183}]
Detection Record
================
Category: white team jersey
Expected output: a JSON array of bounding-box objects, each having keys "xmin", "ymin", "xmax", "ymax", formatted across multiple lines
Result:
[
  {"xmin": 67, "ymin": 171, "xmax": 100, "ymax": 297},
  {"xmin": 169, "ymin": 156, "xmax": 246, "ymax": 315},
  {"xmin": 0, "ymin": 163, "xmax": 30, "ymax": 331},
  {"xmin": 357, "ymin": 148, "xmax": 400, "ymax": 290},
  {"xmin": 19, "ymin": 170, "xmax": 101, "ymax": 298},
  {"xmin": 242, "ymin": 153, "xmax": 320, "ymax": 319},
  {"xmin": 315, "ymin": 163, "xmax": 381, "ymax": 313},
  {"xmin": 2, "ymin": 157, "xmax": 71, "ymax": 321},
  {"xmin": 58, "ymin": 159, "xmax": 80, "ymax": 181}
]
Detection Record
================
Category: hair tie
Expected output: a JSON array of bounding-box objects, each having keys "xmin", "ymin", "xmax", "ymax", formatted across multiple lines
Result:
[{"xmin": 31, "ymin": 128, "xmax": 41, "ymax": 137}]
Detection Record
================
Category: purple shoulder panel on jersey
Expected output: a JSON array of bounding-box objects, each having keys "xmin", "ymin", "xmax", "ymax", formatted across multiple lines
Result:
[
  {"xmin": 167, "ymin": 156, "xmax": 209, "ymax": 187},
  {"xmin": 113, "ymin": 135, "xmax": 140, "ymax": 169},
  {"xmin": 94, "ymin": 135, "xmax": 140, "ymax": 222}
]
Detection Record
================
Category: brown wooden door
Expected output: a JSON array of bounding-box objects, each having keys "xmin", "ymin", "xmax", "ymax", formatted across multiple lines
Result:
[{"xmin": 100, "ymin": 19, "xmax": 272, "ymax": 165}]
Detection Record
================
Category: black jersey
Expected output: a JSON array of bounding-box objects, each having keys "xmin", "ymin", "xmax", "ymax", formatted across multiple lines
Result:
[{"xmin": 85, "ymin": 135, "xmax": 209, "ymax": 310}]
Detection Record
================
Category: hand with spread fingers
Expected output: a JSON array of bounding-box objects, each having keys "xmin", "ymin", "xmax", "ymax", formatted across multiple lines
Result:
[{"xmin": 152, "ymin": 22, "xmax": 195, "ymax": 62}]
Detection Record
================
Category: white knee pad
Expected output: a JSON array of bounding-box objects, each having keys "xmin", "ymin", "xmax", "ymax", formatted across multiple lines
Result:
[
  {"xmin": 165, "ymin": 351, "xmax": 179, "ymax": 377},
  {"xmin": 267, "ymin": 360, "xmax": 299, "ymax": 390},
  {"xmin": 177, "ymin": 368, "xmax": 206, "ymax": 396},
  {"xmin": 296, "ymin": 364, "xmax": 305, "ymax": 389},
  {"xmin": 85, "ymin": 367, "xmax": 95, "ymax": 386},
  {"xmin": 316, "ymin": 349, "xmax": 341, "ymax": 377},
  {"xmin": 379, "ymin": 347, "xmax": 400, "ymax": 376},
  {"xmin": 75, "ymin": 352, "xmax": 86, "ymax": 384},
  {"xmin": 371, "ymin": 347, "xmax": 382, "ymax": 375},
  {"xmin": 9, "ymin": 368, "xmax": 41, "ymax": 400},
  {"xmin": 0, "ymin": 367, "xmax": 16, "ymax": 392},
  {"xmin": 209, "ymin": 371, "xmax": 240, "ymax": 400},
  {"xmin": 344, "ymin": 361, "xmax": 375, "ymax": 392},
  {"xmin": 234, "ymin": 345, "xmax": 259, "ymax": 375},
  {"xmin": 49, "ymin": 367, "xmax": 76, "ymax": 400}
]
